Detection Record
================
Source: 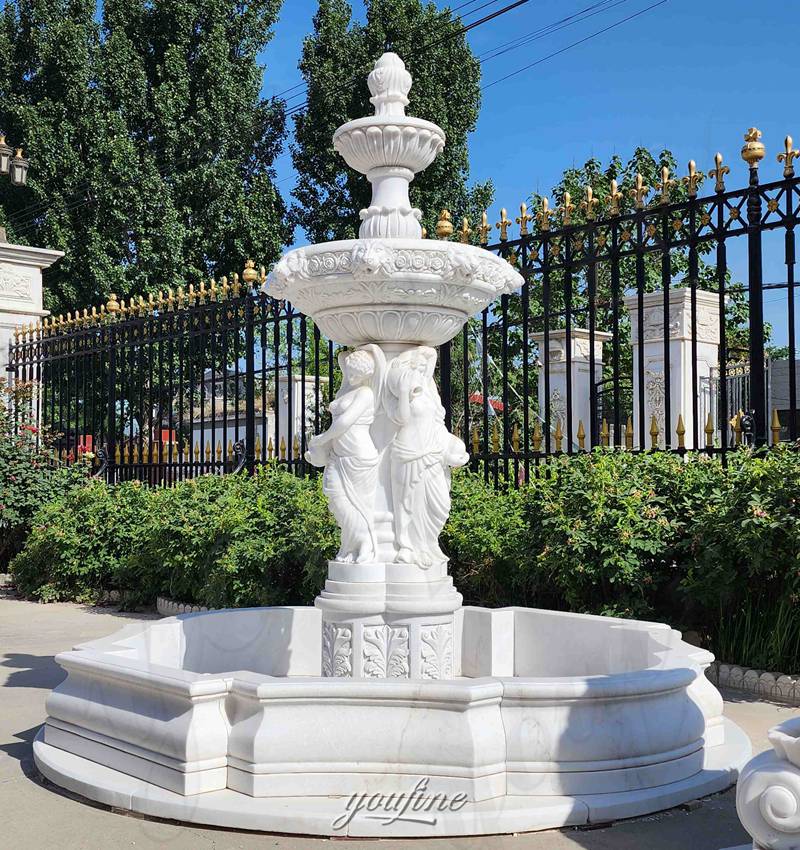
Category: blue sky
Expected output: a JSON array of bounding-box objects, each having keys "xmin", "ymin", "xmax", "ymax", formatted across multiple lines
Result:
[{"xmin": 261, "ymin": 0, "xmax": 797, "ymax": 346}]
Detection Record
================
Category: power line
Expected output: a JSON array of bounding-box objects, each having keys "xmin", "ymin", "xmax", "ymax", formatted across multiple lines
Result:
[
  {"xmin": 482, "ymin": 0, "xmax": 668, "ymax": 90},
  {"xmin": 273, "ymin": 0, "xmax": 509, "ymax": 105},
  {"xmin": 284, "ymin": 0, "xmax": 532, "ymax": 118}
]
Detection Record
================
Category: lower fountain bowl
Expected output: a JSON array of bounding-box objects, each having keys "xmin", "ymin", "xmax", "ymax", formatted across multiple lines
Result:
[{"xmin": 34, "ymin": 605, "xmax": 751, "ymax": 837}]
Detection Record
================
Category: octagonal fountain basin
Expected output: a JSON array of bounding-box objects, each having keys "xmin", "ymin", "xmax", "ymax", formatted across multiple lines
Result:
[{"xmin": 34, "ymin": 605, "xmax": 751, "ymax": 837}]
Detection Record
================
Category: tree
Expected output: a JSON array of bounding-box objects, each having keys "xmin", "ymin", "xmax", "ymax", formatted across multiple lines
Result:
[
  {"xmin": 291, "ymin": 0, "xmax": 492, "ymax": 245},
  {"xmin": 0, "ymin": 0, "xmax": 291, "ymax": 313}
]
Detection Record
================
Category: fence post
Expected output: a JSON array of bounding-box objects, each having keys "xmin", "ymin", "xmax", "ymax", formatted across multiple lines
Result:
[
  {"xmin": 742, "ymin": 127, "xmax": 767, "ymax": 446},
  {"xmin": 244, "ymin": 289, "xmax": 256, "ymax": 474},
  {"xmin": 106, "ymin": 312, "xmax": 117, "ymax": 485}
]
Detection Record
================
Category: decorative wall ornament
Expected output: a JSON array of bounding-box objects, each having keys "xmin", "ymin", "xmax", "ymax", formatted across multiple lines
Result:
[
  {"xmin": 420, "ymin": 623, "xmax": 454, "ymax": 680},
  {"xmin": 321, "ymin": 622, "xmax": 352, "ymax": 677},
  {"xmin": 363, "ymin": 624, "xmax": 410, "ymax": 678},
  {"xmin": 0, "ymin": 266, "xmax": 31, "ymax": 300},
  {"xmin": 646, "ymin": 370, "xmax": 666, "ymax": 439}
]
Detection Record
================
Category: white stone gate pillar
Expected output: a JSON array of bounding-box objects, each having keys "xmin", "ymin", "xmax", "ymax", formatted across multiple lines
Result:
[
  {"xmin": 532, "ymin": 328, "xmax": 611, "ymax": 448},
  {"xmin": 0, "ymin": 241, "xmax": 63, "ymax": 376},
  {"xmin": 624, "ymin": 287, "xmax": 720, "ymax": 449}
]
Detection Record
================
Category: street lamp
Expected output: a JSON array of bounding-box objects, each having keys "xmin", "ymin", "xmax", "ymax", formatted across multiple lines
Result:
[
  {"xmin": 0, "ymin": 133, "xmax": 30, "ymax": 241},
  {"xmin": 10, "ymin": 148, "xmax": 29, "ymax": 186}
]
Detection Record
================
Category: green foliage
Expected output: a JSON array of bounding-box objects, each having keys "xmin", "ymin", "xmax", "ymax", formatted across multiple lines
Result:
[
  {"xmin": 11, "ymin": 477, "xmax": 151, "ymax": 602},
  {"xmin": 11, "ymin": 448, "xmax": 800, "ymax": 672},
  {"xmin": 12, "ymin": 464, "xmax": 338, "ymax": 607},
  {"xmin": 292, "ymin": 0, "xmax": 492, "ymax": 244},
  {"xmin": 0, "ymin": 380, "xmax": 88, "ymax": 569},
  {"xmin": 0, "ymin": 0, "xmax": 291, "ymax": 312}
]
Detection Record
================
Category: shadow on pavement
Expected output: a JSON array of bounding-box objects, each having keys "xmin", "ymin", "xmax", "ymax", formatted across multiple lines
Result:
[{"xmin": 1, "ymin": 653, "xmax": 65, "ymax": 690}]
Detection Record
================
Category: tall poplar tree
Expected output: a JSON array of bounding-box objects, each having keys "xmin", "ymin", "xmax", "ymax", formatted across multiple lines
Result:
[
  {"xmin": 292, "ymin": 0, "xmax": 492, "ymax": 244},
  {"xmin": 0, "ymin": 0, "xmax": 290, "ymax": 312}
]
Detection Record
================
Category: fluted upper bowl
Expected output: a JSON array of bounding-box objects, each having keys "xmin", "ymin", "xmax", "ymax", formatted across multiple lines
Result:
[
  {"xmin": 333, "ymin": 116, "xmax": 445, "ymax": 176},
  {"xmin": 266, "ymin": 239, "xmax": 523, "ymax": 347}
]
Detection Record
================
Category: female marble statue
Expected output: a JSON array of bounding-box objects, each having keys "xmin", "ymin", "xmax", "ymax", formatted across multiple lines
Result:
[
  {"xmin": 305, "ymin": 345, "xmax": 385, "ymax": 564},
  {"xmin": 385, "ymin": 346, "xmax": 469, "ymax": 567}
]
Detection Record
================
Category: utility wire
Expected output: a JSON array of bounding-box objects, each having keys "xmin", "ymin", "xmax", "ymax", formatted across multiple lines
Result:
[{"xmin": 482, "ymin": 0, "xmax": 668, "ymax": 90}]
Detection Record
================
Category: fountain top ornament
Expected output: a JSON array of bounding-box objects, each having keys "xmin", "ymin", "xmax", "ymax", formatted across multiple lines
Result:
[{"xmin": 266, "ymin": 52, "xmax": 523, "ymax": 347}]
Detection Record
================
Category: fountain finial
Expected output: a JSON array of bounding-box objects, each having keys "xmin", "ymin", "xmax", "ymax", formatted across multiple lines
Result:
[{"xmin": 367, "ymin": 52, "xmax": 412, "ymax": 117}]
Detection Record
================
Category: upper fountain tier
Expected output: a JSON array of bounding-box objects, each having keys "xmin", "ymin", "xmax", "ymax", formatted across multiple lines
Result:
[{"xmin": 267, "ymin": 52, "xmax": 523, "ymax": 348}]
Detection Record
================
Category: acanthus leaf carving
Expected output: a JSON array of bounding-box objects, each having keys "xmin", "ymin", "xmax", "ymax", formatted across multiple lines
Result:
[
  {"xmin": 363, "ymin": 624, "xmax": 409, "ymax": 678},
  {"xmin": 420, "ymin": 623, "xmax": 453, "ymax": 680},
  {"xmin": 322, "ymin": 622, "xmax": 353, "ymax": 677}
]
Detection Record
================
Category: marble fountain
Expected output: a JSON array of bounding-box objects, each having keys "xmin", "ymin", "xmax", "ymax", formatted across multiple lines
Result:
[{"xmin": 33, "ymin": 53, "xmax": 751, "ymax": 837}]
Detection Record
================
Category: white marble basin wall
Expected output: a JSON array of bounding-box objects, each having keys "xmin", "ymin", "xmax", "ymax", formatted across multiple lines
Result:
[{"xmin": 40, "ymin": 604, "xmax": 730, "ymax": 802}]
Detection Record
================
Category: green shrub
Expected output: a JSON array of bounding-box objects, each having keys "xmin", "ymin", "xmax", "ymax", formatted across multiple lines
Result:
[
  {"xmin": 12, "ymin": 464, "xmax": 337, "ymax": 608},
  {"xmin": 0, "ymin": 381, "xmax": 89, "ymax": 569},
  {"xmin": 117, "ymin": 466, "xmax": 337, "ymax": 608},
  {"xmin": 10, "ymin": 447, "xmax": 800, "ymax": 673},
  {"xmin": 11, "ymin": 478, "xmax": 152, "ymax": 602}
]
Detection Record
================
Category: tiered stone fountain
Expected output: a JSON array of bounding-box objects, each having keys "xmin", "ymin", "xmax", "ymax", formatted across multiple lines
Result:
[{"xmin": 34, "ymin": 53, "xmax": 750, "ymax": 837}]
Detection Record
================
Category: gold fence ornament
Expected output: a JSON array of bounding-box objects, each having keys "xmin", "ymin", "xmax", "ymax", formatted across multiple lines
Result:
[
  {"xmin": 581, "ymin": 186, "xmax": 599, "ymax": 220},
  {"xmin": 741, "ymin": 127, "xmax": 765, "ymax": 168},
  {"xmin": 532, "ymin": 421, "xmax": 543, "ymax": 452},
  {"xmin": 778, "ymin": 135, "xmax": 799, "ymax": 178},
  {"xmin": 458, "ymin": 216, "xmax": 472, "ymax": 244},
  {"xmin": 576, "ymin": 419, "xmax": 586, "ymax": 450},
  {"xmin": 516, "ymin": 202, "xmax": 532, "ymax": 236},
  {"xmin": 771, "ymin": 409, "xmax": 782, "ymax": 445},
  {"xmin": 705, "ymin": 412, "xmax": 715, "ymax": 448},
  {"xmin": 683, "ymin": 160, "xmax": 702, "ymax": 197},
  {"xmin": 436, "ymin": 209, "xmax": 453, "ymax": 240},
  {"xmin": 676, "ymin": 414, "xmax": 686, "ymax": 449},
  {"xmin": 495, "ymin": 208, "xmax": 511, "ymax": 241},
  {"xmin": 479, "ymin": 211, "xmax": 491, "ymax": 245},
  {"xmin": 649, "ymin": 415, "xmax": 660, "ymax": 449},
  {"xmin": 601, "ymin": 418, "xmax": 610, "ymax": 447},
  {"xmin": 630, "ymin": 173, "xmax": 650, "ymax": 209},
  {"xmin": 609, "ymin": 179, "xmax": 623, "ymax": 216},
  {"xmin": 625, "ymin": 415, "xmax": 634, "ymax": 450},
  {"xmin": 708, "ymin": 152, "xmax": 730, "ymax": 192}
]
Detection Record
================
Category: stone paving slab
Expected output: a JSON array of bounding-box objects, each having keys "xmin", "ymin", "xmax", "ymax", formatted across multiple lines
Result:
[{"xmin": 1, "ymin": 594, "xmax": 793, "ymax": 850}]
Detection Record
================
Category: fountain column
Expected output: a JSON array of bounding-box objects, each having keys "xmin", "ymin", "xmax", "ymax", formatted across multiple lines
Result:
[{"xmin": 266, "ymin": 53, "xmax": 523, "ymax": 679}]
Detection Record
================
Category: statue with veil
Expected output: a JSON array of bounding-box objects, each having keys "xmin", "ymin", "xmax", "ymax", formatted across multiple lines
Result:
[
  {"xmin": 305, "ymin": 345, "xmax": 386, "ymax": 564},
  {"xmin": 385, "ymin": 346, "xmax": 469, "ymax": 568}
]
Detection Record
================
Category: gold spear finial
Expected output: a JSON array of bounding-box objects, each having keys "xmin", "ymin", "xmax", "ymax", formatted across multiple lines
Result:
[
  {"xmin": 511, "ymin": 423, "xmax": 520, "ymax": 453},
  {"xmin": 491, "ymin": 420, "xmax": 500, "ymax": 453},
  {"xmin": 558, "ymin": 191, "xmax": 575, "ymax": 226},
  {"xmin": 683, "ymin": 160, "xmax": 702, "ymax": 197},
  {"xmin": 106, "ymin": 292, "xmax": 120, "ymax": 314},
  {"xmin": 676, "ymin": 414, "xmax": 686, "ymax": 449},
  {"xmin": 705, "ymin": 412, "xmax": 714, "ymax": 448},
  {"xmin": 625, "ymin": 415, "xmax": 634, "ymax": 449},
  {"xmin": 657, "ymin": 165, "xmax": 676, "ymax": 204},
  {"xmin": 532, "ymin": 420, "xmax": 543, "ymax": 452},
  {"xmin": 536, "ymin": 197, "xmax": 553, "ymax": 231},
  {"xmin": 435, "ymin": 209, "xmax": 453, "ymax": 240},
  {"xmin": 478, "ymin": 210, "xmax": 491, "ymax": 244},
  {"xmin": 741, "ymin": 127, "xmax": 765, "ymax": 168},
  {"xmin": 516, "ymin": 202, "xmax": 532, "ymax": 236},
  {"xmin": 495, "ymin": 208, "xmax": 511, "ymax": 241},
  {"xmin": 630, "ymin": 173, "xmax": 650, "ymax": 209},
  {"xmin": 609, "ymin": 179, "xmax": 623, "ymax": 216},
  {"xmin": 778, "ymin": 135, "xmax": 799, "ymax": 177},
  {"xmin": 771, "ymin": 409, "xmax": 782, "ymax": 445},
  {"xmin": 601, "ymin": 418, "xmax": 610, "ymax": 447},
  {"xmin": 457, "ymin": 216, "xmax": 472, "ymax": 243},
  {"xmin": 649, "ymin": 415, "xmax": 660, "ymax": 449},
  {"xmin": 471, "ymin": 424, "xmax": 479, "ymax": 455},
  {"xmin": 708, "ymin": 152, "xmax": 730, "ymax": 192},
  {"xmin": 554, "ymin": 419, "xmax": 563, "ymax": 452},
  {"xmin": 581, "ymin": 186, "xmax": 599, "ymax": 220},
  {"xmin": 577, "ymin": 420, "xmax": 586, "ymax": 450}
]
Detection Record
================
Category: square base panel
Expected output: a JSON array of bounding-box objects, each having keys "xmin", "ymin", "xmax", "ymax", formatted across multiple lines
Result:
[{"xmin": 34, "ymin": 719, "xmax": 751, "ymax": 838}]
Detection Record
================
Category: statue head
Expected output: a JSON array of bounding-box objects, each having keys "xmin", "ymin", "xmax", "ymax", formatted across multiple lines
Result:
[{"xmin": 343, "ymin": 348, "xmax": 376, "ymax": 387}]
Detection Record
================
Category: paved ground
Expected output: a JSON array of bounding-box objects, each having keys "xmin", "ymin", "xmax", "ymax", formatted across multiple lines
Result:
[{"xmin": 1, "ymin": 593, "xmax": 794, "ymax": 850}]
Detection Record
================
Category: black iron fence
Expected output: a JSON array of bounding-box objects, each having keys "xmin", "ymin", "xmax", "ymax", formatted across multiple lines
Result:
[{"xmin": 6, "ymin": 130, "xmax": 800, "ymax": 486}]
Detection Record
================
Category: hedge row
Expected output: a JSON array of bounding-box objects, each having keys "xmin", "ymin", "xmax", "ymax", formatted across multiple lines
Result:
[{"xmin": 10, "ymin": 448, "xmax": 800, "ymax": 672}]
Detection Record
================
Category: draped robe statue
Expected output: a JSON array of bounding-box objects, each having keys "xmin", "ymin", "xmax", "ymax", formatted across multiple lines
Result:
[
  {"xmin": 305, "ymin": 345, "xmax": 385, "ymax": 563},
  {"xmin": 385, "ymin": 346, "xmax": 469, "ymax": 568}
]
